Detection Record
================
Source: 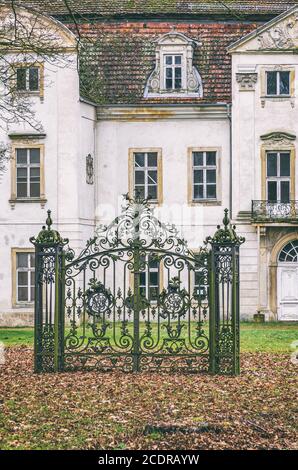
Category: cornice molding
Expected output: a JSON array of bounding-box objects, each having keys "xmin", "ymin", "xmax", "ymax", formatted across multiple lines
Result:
[{"xmin": 97, "ymin": 105, "xmax": 229, "ymax": 121}]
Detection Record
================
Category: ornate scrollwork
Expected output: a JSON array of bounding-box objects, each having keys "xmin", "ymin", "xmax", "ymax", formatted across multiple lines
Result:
[
  {"xmin": 236, "ymin": 73, "xmax": 257, "ymax": 91},
  {"xmin": 158, "ymin": 277, "xmax": 190, "ymax": 319},
  {"xmin": 258, "ymin": 14, "xmax": 298, "ymax": 50},
  {"xmin": 85, "ymin": 279, "xmax": 113, "ymax": 318},
  {"xmin": 252, "ymin": 200, "xmax": 298, "ymax": 222},
  {"xmin": 69, "ymin": 194, "xmax": 194, "ymax": 263}
]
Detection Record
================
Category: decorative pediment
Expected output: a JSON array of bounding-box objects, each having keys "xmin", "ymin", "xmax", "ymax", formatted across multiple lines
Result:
[
  {"xmin": 228, "ymin": 6, "xmax": 298, "ymax": 53},
  {"xmin": 260, "ymin": 131, "xmax": 296, "ymax": 147},
  {"xmin": 155, "ymin": 32, "xmax": 201, "ymax": 48}
]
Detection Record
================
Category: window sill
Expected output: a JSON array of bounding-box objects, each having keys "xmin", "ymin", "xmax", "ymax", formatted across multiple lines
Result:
[
  {"xmin": 263, "ymin": 95, "xmax": 291, "ymax": 98},
  {"xmin": 261, "ymin": 96, "xmax": 295, "ymax": 108},
  {"xmin": 15, "ymin": 90, "xmax": 41, "ymax": 96},
  {"xmin": 145, "ymin": 91, "xmax": 202, "ymax": 99},
  {"xmin": 14, "ymin": 90, "xmax": 44, "ymax": 102},
  {"xmin": 9, "ymin": 197, "xmax": 47, "ymax": 209},
  {"xmin": 189, "ymin": 200, "xmax": 222, "ymax": 206},
  {"xmin": 13, "ymin": 303, "xmax": 34, "ymax": 309}
]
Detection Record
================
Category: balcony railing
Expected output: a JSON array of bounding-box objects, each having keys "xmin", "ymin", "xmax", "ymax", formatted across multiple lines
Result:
[{"xmin": 251, "ymin": 200, "xmax": 298, "ymax": 223}]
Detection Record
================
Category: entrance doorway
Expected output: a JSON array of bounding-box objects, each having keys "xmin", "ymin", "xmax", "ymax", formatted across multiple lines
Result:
[{"xmin": 277, "ymin": 240, "xmax": 298, "ymax": 321}]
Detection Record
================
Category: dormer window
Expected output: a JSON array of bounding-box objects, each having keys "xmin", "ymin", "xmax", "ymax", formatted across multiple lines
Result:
[{"xmin": 144, "ymin": 32, "xmax": 203, "ymax": 98}]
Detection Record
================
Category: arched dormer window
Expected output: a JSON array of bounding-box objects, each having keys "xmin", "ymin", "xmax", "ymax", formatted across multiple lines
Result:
[{"xmin": 144, "ymin": 32, "xmax": 203, "ymax": 98}]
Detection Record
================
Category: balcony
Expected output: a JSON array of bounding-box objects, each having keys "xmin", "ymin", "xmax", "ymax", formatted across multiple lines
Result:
[{"xmin": 251, "ymin": 200, "xmax": 298, "ymax": 223}]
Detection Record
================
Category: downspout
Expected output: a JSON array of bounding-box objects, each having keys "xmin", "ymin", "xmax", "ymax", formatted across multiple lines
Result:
[{"xmin": 227, "ymin": 103, "xmax": 232, "ymax": 219}]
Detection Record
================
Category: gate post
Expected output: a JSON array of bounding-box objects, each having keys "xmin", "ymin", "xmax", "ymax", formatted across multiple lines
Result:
[
  {"xmin": 207, "ymin": 209, "xmax": 245, "ymax": 375},
  {"xmin": 30, "ymin": 210, "xmax": 68, "ymax": 373}
]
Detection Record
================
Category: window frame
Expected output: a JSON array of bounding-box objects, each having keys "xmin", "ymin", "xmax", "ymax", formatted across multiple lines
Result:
[
  {"xmin": 128, "ymin": 148, "xmax": 163, "ymax": 205},
  {"xmin": 164, "ymin": 54, "xmax": 183, "ymax": 91},
  {"xmin": 139, "ymin": 255, "xmax": 162, "ymax": 303},
  {"xmin": 261, "ymin": 67, "xmax": 295, "ymax": 102},
  {"xmin": 10, "ymin": 143, "xmax": 46, "ymax": 207},
  {"xmin": 11, "ymin": 248, "xmax": 35, "ymax": 308},
  {"xmin": 266, "ymin": 71, "xmax": 290, "ymax": 97},
  {"xmin": 261, "ymin": 144, "xmax": 295, "ymax": 202},
  {"xmin": 16, "ymin": 147, "xmax": 41, "ymax": 199},
  {"xmin": 12, "ymin": 62, "xmax": 44, "ymax": 99},
  {"xmin": 266, "ymin": 151, "xmax": 291, "ymax": 202},
  {"xmin": 188, "ymin": 147, "xmax": 221, "ymax": 205},
  {"xmin": 130, "ymin": 257, "xmax": 164, "ymax": 304}
]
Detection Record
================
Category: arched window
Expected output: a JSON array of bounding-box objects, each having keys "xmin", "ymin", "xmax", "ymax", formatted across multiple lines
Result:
[{"xmin": 278, "ymin": 240, "xmax": 298, "ymax": 262}]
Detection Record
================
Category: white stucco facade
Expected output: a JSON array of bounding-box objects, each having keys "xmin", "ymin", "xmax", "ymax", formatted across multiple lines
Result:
[{"xmin": 1, "ymin": 6, "xmax": 298, "ymax": 324}]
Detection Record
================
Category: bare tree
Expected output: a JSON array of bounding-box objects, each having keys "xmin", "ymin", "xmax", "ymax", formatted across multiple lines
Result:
[{"xmin": 0, "ymin": 0, "xmax": 80, "ymax": 173}]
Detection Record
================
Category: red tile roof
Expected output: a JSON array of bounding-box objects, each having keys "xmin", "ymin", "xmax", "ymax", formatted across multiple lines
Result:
[
  {"xmin": 4, "ymin": 2, "xmax": 297, "ymax": 104},
  {"xmin": 6, "ymin": 1, "xmax": 298, "ymax": 18},
  {"xmin": 76, "ymin": 21, "xmax": 259, "ymax": 105}
]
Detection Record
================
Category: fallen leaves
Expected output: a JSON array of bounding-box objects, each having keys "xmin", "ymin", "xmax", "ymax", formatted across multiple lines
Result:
[{"xmin": 0, "ymin": 349, "xmax": 297, "ymax": 450}]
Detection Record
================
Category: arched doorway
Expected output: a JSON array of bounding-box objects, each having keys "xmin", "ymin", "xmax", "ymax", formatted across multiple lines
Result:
[{"xmin": 277, "ymin": 240, "xmax": 298, "ymax": 321}]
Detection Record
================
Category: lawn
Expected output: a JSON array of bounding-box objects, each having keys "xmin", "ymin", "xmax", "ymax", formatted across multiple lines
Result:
[{"xmin": 0, "ymin": 322, "xmax": 297, "ymax": 352}]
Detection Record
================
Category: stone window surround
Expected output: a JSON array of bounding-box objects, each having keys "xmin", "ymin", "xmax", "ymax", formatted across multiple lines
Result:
[
  {"xmin": 9, "ymin": 139, "xmax": 47, "ymax": 209},
  {"xmin": 260, "ymin": 132, "xmax": 296, "ymax": 201},
  {"xmin": 187, "ymin": 147, "xmax": 222, "ymax": 206},
  {"xmin": 128, "ymin": 147, "xmax": 163, "ymax": 206},
  {"xmin": 11, "ymin": 247, "xmax": 35, "ymax": 309},
  {"xmin": 12, "ymin": 62, "xmax": 45, "ymax": 100},
  {"xmin": 260, "ymin": 65, "xmax": 295, "ymax": 107}
]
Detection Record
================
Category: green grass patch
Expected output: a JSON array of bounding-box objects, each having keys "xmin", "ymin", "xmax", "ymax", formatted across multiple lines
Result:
[
  {"xmin": 0, "ymin": 322, "xmax": 297, "ymax": 352},
  {"xmin": 0, "ymin": 328, "xmax": 34, "ymax": 347}
]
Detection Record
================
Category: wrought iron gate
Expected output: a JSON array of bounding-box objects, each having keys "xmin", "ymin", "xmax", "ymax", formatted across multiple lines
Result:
[{"xmin": 30, "ymin": 195, "xmax": 244, "ymax": 375}]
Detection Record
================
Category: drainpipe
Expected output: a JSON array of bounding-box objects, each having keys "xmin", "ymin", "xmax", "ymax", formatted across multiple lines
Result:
[{"xmin": 227, "ymin": 104, "xmax": 232, "ymax": 219}]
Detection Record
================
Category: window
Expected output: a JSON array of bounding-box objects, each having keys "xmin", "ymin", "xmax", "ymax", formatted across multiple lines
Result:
[
  {"xmin": 266, "ymin": 71, "xmax": 290, "ymax": 96},
  {"xmin": 279, "ymin": 240, "xmax": 298, "ymax": 262},
  {"xmin": 129, "ymin": 149, "xmax": 162, "ymax": 203},
  {"xmin": 192, "ymin": 151, "xmax": 217, "ymax": 200},
  {"xmin": 144, "ymin": 32, "xmax": 203, "ymax": 98},
  {"xmin": 266, "ymin": 151, "xmax": 291, "ymax": 202},
  {"xmin": 140, "ymin": 255, "xmax": 160, "ymax": 301},
  {"xmin": 164, "ymin": 55, "xmax": 182, "ymax": 90},
  {"xmin": 16, "ymin": 148, "xmax": 40, "ymax": 198},
  {"xmin": 16, "ymin": 252, "xmax": 35, "ymax": 303},
  {"xmin": 16, "ymin": 67, "xmax": 40, "ymax": 92},
  {"xmin": 194, "ymin": 268, "xmax": 208, "ymax": 302}
]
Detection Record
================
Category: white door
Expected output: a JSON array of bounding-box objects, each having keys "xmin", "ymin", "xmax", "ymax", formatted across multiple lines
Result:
[{"xmin": 277, "ymin": 264, "xmax": 298, "ymax": 321}]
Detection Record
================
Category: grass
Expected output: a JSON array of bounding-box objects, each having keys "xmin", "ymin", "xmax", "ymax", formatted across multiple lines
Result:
[{"xmin": 0, "ymin": 322, "xmax": 297, "ymax": 352}]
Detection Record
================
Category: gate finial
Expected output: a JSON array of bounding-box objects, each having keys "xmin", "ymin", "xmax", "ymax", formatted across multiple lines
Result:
[
  {"xmin": 46, "ymin": 210, "xmax": 53, "ymax": 230},
  {"xmin": 223, "ymin": 208, "xmax": 230, "ymax": 229},
  {"xmin": 205, "ymin": 208, "xmax": 245, "ymax": 246},
  {"xmin": 30, "ymin": 210, "xmax": 69, "ymax": 246}
]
